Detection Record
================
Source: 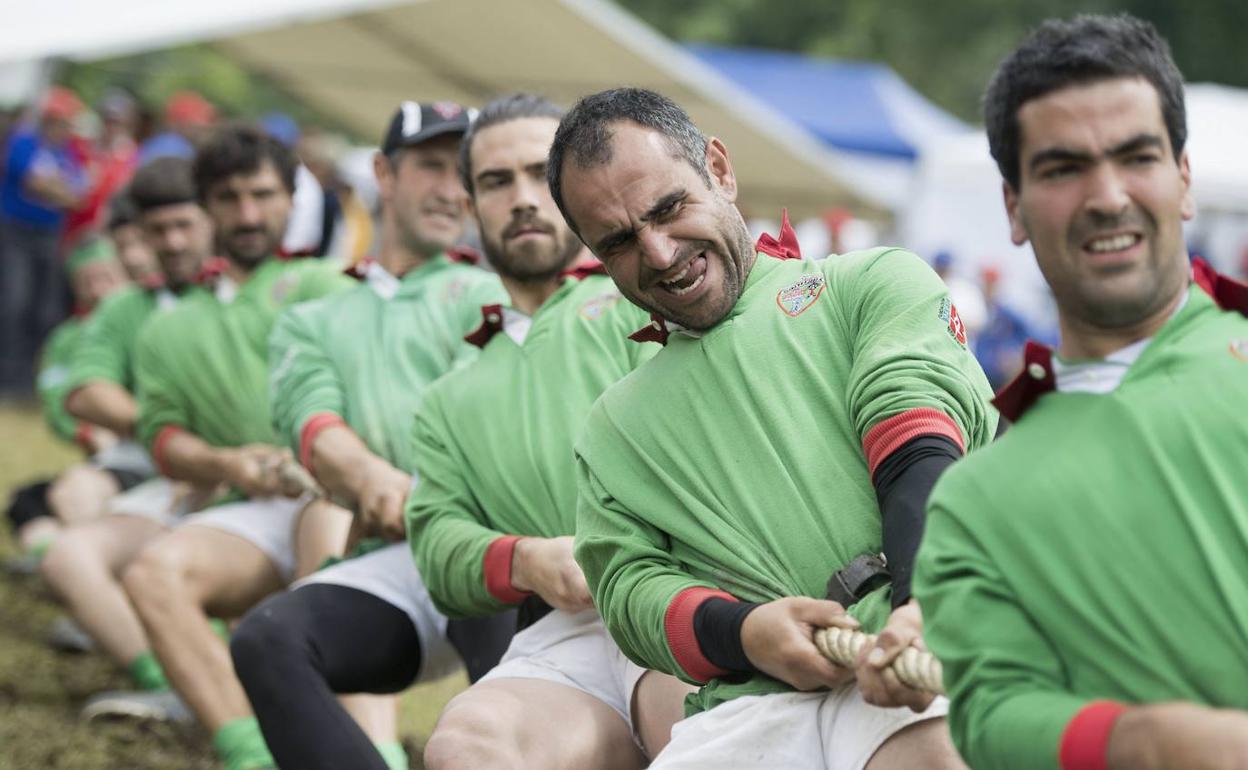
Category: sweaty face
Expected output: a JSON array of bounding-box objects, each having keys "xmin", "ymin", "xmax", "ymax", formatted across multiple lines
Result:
[
  {"xmin": 470, "ymin": 117, "xmax": 581, "ymax": 282},
  {"xmin": 381, "ymin": 135, "xmax": 468, "ymax": 258},
  {"xmin": 560, "ymin": 123, "xmax": 754, "ymax": 330},
  {"xmin": 140, "ymin": 202, "xmax": 213, "ymax": 290},
  {"xmin": 1006, "ymin": 77, "xmax": 1194, "ymax": 332},
  {"xmin": 110, "ymin": 223, "xmax": 159, "ymax": 283},
  {"xmin": 202, "ymin": 160, "xmax": 292, "ymax": 268}
]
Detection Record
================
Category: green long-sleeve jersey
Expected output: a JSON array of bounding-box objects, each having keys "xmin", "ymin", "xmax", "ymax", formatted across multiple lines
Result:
[
  {"xmin": 574, "ymin": 248, "xmax": 996, "ymax": 715},
  {"xmin": 405, "ymin": 272, "xmax": 658, "ymax": 618},
  {"xmin": 268, "ymin": 255, "xmax": 505, "ymax": 471},
  {"xmin": 37, "ymin": 316, "xmax": 86, "ymax": 443},
  {"xmin": 913, "ymin": 284, "xmax": 1248, "ymax": 770},
  {"xmin": 66, "ymin": 284, "xmax": 178, "ymax": 396},
  {"xmin": 133, "ymin": 258, "xmax": 352, "ymax": 460}
]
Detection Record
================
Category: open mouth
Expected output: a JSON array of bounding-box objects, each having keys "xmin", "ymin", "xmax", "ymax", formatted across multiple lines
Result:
[
  {"xmin": 1084, "ymin": 233, "xmax": 1142, "ymax": 254},
  {"xmin": 659, "ymin": 253, "xmax": 707, "ymax": 298}
]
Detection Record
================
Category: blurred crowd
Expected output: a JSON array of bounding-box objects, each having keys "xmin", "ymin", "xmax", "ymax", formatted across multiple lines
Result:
[{"xmin": 0, "ymin": 85, "xmax": 375, "ymax": 399}]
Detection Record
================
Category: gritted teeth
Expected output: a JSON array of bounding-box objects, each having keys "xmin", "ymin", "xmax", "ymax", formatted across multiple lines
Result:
[
  {"xmin": 660, "ymin": 253, "xmax": 706, "ymax": 294},
  {"xmin": 1086, "ymin": 233, "xmax": 1140, "ymax": 253},
  {"xmin": 667, "ymin": 272, "xmax": 705, "ymax": 297}
]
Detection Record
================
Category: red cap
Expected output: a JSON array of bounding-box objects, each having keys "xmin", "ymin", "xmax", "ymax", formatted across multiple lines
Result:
[
  {"xmin": 165, "ymin": 91, "xmax": 217, "ymax": 127},
  {"xmin": 41, "ymin": 86, "xmax": 84, "ymax": 121}
]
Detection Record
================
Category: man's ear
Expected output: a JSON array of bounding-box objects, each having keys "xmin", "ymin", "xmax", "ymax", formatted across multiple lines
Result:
[
  {"xmin": 705, "ymin": 137, "xmax": 737, "ymax": 203},
  {"xmin": 1003, "ymin": 180, "xmax": 1028, "ymax": 246},
  {"xmin": 373, "ymin": 151, "xmax": 394, "ymax": 202}
]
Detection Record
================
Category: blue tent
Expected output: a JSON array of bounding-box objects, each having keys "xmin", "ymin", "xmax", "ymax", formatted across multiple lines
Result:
[{"xmin": 685, "ymin": 43, "xmax": 968, "ymax": 161}]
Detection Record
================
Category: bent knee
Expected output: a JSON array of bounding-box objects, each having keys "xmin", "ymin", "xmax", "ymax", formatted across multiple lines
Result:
[
  {"xmin": 425, "ymin": 695, "xmax": 528, "ymax": 770},
  {"xmin": 230, "ymin": 601, "xmax": 308, "ymax": 682},
  {"xmin": 121, "ymin": 541, "xmax": 187, "ymax": 606},
  {"xmin": 867, "ymin": 717, "xmax": 966, "ymax": 770}
]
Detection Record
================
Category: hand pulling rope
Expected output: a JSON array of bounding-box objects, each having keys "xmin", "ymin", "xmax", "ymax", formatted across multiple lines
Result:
[{"xmin": 813, "ymin": 626, "xmax": 945, "ymax": 695}]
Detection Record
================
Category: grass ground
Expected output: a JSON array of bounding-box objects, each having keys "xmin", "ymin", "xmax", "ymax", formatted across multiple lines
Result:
[{"xmin": 0, "ymin": 404, "xmax": 465, "ymax": 769}]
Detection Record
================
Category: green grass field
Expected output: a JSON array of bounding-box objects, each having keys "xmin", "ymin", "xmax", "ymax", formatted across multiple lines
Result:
[{"xmin": 0, "ymin": 405, "xmax": 464, "ymax": 769}]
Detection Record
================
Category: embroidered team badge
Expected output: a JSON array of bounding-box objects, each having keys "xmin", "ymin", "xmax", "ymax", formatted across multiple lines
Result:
[
  {"xmin": 1231, "ymin": 339, "xmax": 1248, "ymax": 362},
  {"xmin": 580, "ymin": 291, "xmax": 622, "ymax": 320},
  {"xmin": 776, "ymin": 275, "xmax": 825, "ymax": 317},
  {"xmin": 271, "ymin": 273, "xmax": 300, "ymax": 304},
  {"xmin": 938, "ymin": 298, "xmax": 968, "ymax": 348}
]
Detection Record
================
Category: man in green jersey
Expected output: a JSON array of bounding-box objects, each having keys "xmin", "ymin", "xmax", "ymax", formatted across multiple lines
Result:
[
  {"xmin": 912, "ymin": 15, "xmax": 1248, "ymax": 770},
  {"xmin": 229, "ymin": 100, "xmax": 513, "ymax": 770},
  {"xmin": 40, "ymin": 156, "xmax": 214, "ymax": 710},
  {"xmin": 550, "ymin": 89, "xmax": 996, "ymax": 769},
  {"xmin": 117, "ymin": 125, "xmax": 351, "ymax": 770},
  {"xmin": 407, "ymin": 94, "xmax": 691, "ymax": 770}
]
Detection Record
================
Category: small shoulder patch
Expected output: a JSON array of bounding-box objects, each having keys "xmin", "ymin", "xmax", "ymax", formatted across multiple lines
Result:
[
  {"xmin": 1231, "ymin": 339, "xmax": 1248, "ymax": 362},
  {"xmin": 938, "ymin": 297, "xmax": 968, "ymax": 347},
  {"xmin": 776, "ymin": 274, "xmax": 825, "ymax": 317},
  {"xmin": 580, "ymin": 291, "xmax": 622, "ymax": 320}
]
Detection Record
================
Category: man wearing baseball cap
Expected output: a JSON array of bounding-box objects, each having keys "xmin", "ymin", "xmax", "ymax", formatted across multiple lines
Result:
[{"xmin": 229, "ymin": 100, "xmax": 513, "ymax": 770}]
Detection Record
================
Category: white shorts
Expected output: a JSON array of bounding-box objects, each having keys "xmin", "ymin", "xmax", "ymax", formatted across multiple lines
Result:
[
  {"xmin": 650, "ymin": 686, "xmax": 949, "ymax": 770},
  {"xmin": 480, "ymin": 608, "xmax": 648, "ymax": 734},
  {"xmin": 106, "ymin": 477, "xmax": 191, "ymax": 526},
  {"xmin": 179, "ymin": 496, "xmax": 308, "ymax": 583},
  {"xmin": 295, "ymin": 543, "xmax": 460, "ymax": 682},
  {"xmin": 90, "ymin": 439, "xmax": 156, "ymax": 477}
]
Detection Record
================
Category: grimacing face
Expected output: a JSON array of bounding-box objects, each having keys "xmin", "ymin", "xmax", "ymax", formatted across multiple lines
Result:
[
  {"xmin": 139, "ymin": 202, "xmax": 213, "ymax": 289},
  {"xmin": 1005, "ymin": 77, "xmax": 1194, "ymax": 333},
  {"xmin": 560, "ymin": 122, "xmax": 755, "ymax": 330},
  {"xmin": 202, "ymin": 159, "xmax": 291, "ymax": 268},
  {"xmin": 469, "ymin": 117, "xmax": 581, "ymax": 281},
  {"xmin": 377, "ymin": 133, "xmax": 468, "ymax": 259}
]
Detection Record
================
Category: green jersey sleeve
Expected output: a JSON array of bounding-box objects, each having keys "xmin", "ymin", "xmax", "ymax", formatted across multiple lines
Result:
[
  {"xmin": 37, "ymin": 319, "xmax": 84, "ymax": 443},
  {"xmin": 133, "ymin": 324, "xmax": 190, "ymax": 450},
  {"xmin": 268, "ymin": 303, "xmax": 344, "ymax": 455},
  {"xmin": 575, "ymin": 437, "xmax": 722, "ymax": 683},
  {"xmin": 291, "ymin": 259, "xmax": 355, "ymax": 303},
  {"xmin": 405, "ymin": 388, "xmax": 511, "ymax": 618},
  {"xmin": 66, "ymin": 289, "xmax": 144, "ymax": 393},
  {"xmin": 916, "ymin": 477, "xmax": 1090, "ymax": 770},
  {"xmin": 831, "ymin": 248, "xmax": 997, "ymax": 469}
]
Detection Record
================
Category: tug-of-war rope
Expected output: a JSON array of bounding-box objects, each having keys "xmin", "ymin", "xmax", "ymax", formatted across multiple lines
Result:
[{"xmin": 813, "ymin": 627, "xmax": 946, "ymax": 695}]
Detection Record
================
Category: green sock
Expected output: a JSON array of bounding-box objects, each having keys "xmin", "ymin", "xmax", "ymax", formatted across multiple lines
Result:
[
  {"xmin": 126, "ymin": 651, "xmax": 169, "ymax": 691},
  {"xmin": 213, "ymin": 717, "xmax": 275, "ymax": 770},
  {"xmin": 27, "ymin": 537, "xmax": 53, "ymax": 562},
  {"xmin": 375, "ymin": 741, "xmax": 409, "ymax": 770},
  {"xmin": 209, "ymin": 617, "xmax": 231, "ymax": 643}
]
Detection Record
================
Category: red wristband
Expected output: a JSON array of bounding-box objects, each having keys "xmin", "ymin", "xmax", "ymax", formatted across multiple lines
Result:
[
  {"xmin": 299, "ymin": 412, "xmax": 348, "ymax": 472},
  {"xmin": 483, "ymin": 535, "xmax": 531, "ymax": 604},
  {"xmin": 1059, "ymin": 701, "xmax": 1128, "ymax": 770}
]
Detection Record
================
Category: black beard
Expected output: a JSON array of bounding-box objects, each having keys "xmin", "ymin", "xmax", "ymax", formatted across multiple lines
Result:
[{"xmin": 482, "ymin": 228, "xmax": 582, "ymax": 283}]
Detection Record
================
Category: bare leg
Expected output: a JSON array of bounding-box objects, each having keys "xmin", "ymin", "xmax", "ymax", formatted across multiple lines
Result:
[
  {"xmin": 342, "ymin": 694, "xmax": 399, "ymax": 744},
  {"xmin": 424, "ymin": 679, "xmax": 647, "ymax": 770},
  {"xmin": 41, "ymin": 514, "xmax": 165, "ymax": 666},
  {"xmin": 47, "ymin": 464, "xmax": 121, "ymax": 524},
  {"xmin": 631, "ymin": 671, "xmax": 696, "ymax": 759},
  {"xmin": 865, "ymin": 717, "xmax": 967, "ymax": 770},
  {"xmin": 293, "ymin": 499, "xmax": 352, "ymax": 579},
  {"xmin": 123, "ymin": 525, "xmax": 284, "ymax": 731}
]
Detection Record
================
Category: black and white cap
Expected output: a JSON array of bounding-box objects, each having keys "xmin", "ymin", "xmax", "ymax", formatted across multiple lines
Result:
[{"xmin": 381, "ymin": 101, "xmax": 476, "ymax": 154}]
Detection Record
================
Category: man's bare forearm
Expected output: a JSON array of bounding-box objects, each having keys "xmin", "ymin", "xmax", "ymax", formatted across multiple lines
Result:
[
  {"xmin": 157, "ymin": 429, "xmax": 236, "ymax": 487},
  {"xmin": 66, "ymin": 382, "xmax": 138, "ymax": 437},
  {"xmin": 1107, "ymin": 703, "xmax": 1248, "ymax": 770},
  {"xmin": 308, "ymin": 424, "xmax": 387, "ymax": 503}
]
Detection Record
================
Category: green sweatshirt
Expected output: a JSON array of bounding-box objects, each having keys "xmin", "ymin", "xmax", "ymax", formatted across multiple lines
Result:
[
  {"xmin": 405, "ymin": 272, "xmax": 657, "ymax": 618},
  {"xmin": 37, "ymin": 317, "xmax": 86, "ymax": 443},
  {"xmin": 574, "ymin": 248, "xmax": 996, "ymax": 715},
  {"xmin": 913, "ymin": 285, "xmax": 1248, "ymax": 770},
  {"xmin": 269, "ymin": 256, "xmax": 506, "ymax": 471},
  {"xmin": 134, "ymin": 258, "xmax": 352, "ymax": 460},
  {"xmin": 66, "ymin": 284, "xmax": 178, "ymax": 395}
]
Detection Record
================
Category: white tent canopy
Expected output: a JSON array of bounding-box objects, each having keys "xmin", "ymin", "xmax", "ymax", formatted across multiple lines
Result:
[{"xmin": 2, "ymin": 0, "xmax": 882, "ymax": 219}]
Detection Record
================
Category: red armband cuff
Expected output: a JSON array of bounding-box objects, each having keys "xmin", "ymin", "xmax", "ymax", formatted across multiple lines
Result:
[
  {"xmin": 483, "ymin": 535, "xmax": 531, "ymax": 605},
  {"xmin": 151, "ymin": 424, "xmax": 184, "ymax": 476},
  {"xmin": 1059, "ymin": 701, "xmax": 1128, "ymax": 770},
  {"xmin": 664, "ymin": 586, "xmax": 737, "ymax": 683},
  {"xmin": 73, "ymin": 421, "xmax": 93, "ymax": 452},
  {"xmin": 299, "ymin": 412, "xmax": 348, "ymax": 472},
  {"xmin": 862, "ymin": 407, "xmax": 965, "ymax": 476}
]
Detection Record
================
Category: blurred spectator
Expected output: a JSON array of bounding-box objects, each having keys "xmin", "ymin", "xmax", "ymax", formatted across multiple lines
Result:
[
  {"xmin": 105, "ymin": 192, "xmax": 159, "ymax": 284},
  {"xmin": 0, "ymin": 86, "xmax": 88, "ymax": 397},
  {"xmin": 63, "ymin": 89, "xmax": 140, "ymax": 248},
  {"xmin": 260, "ymin": 111, "xmax": 327, "ymax": 257},
  {"xmin": 36, "ymin": 237, "xmax": 128, "ymax": 444},
  {"xmin": 972, "ymin": 266, "xmax": 1038, "ymax": 389},
  {"xmin": 137, "ymin": 90, "xmax": 217, "ymax": 164},
  {"xmin": 931, "ymin": 250, "xmax": 988, "ymax": 341}
]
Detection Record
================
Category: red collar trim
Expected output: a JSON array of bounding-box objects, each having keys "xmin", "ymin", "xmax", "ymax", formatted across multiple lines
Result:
[
  {"xmin": 465, "ymin": 304, "xmax": 506, "ymax": 349},
  {"xmin": 629, "ymin": 313, "xmax": 671, "ymax": 345},
  {"xmin": 344, "ymin": 257, "xmax": 375, "ymax": 281},
  {"xmin": 71, "ymin": 304, "xmax": 92, "ymax": 319},
  {"xmin": 447, "ymin": 245, "xmax": 482, "ymax": 266},
  {"xmin": 1192, "ymin": 257, "xmax": 1248, "ymax": 317},
  {"xmin": 193, "ymin": 256, "xmax": 229, "ymax": 285},
  {"xmin": 561, "ymin": 260, "xmax": 608, "ymax": 280},
  {"xmin": 991, "ymin": 340, "xmax": 1056, "ymax": 422},
  {"xmin": 140, "ymin": 273, "xmax": 166, "ymax": 290},
  {"xmin": 754, "ymin": 209, "xmax": 802, "ymax": 260}
]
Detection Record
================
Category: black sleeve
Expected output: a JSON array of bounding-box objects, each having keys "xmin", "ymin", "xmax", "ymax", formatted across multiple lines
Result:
[
  {"xmin": 873, "ymin": 434, "xmax": 962, "ymax": 608},
  {"xmin": 692, "ymin": 597, "xmax": 762, "ymax": 674}
]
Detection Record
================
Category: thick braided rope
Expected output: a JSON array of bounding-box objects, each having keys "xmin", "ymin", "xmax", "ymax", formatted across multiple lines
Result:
[
  {"xmin": 277, "ymin": 459, "xmax": 324, "ymax": 499},
  {"xmin": 813, "ymin": 626, "xmax": 945, "ymax": 695}
]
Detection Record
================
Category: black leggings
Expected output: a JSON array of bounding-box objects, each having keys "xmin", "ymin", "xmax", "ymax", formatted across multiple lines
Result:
[{"xmin": 231, "ymin": 583, "xmax": 515, "ymax": 770}]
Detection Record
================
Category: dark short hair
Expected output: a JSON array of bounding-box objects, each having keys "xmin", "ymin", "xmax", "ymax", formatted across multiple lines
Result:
[
  {"xmin": 458, "ymin": 93, "xmax": 564, "ymax": 197},
  {"xmin": 547, "ymin": 88, "xmax": 709, "ymax": 234},
  {"xmin": 193, "ymin": 123, "xmax": 298, "ymax": 201},
  {"xmin": 984, "ymin": 13, "xmax": 1186, "ymax": 190},
  {"xmin": 106, "ymin": 192, "xmax": 139, "ymax": 230},
  {"xmin": 128, "ymin": 156, "xmax": 197, "ymax": 214}
]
